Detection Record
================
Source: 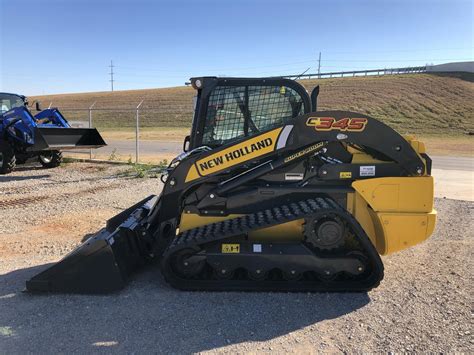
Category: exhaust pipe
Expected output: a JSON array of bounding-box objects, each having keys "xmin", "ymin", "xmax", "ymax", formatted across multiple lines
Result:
[{"xmin": 26, "ymin": 195, "xmax": 157, "ymax": 294}]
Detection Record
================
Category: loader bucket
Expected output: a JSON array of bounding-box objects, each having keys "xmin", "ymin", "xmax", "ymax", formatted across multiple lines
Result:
[
  {"xmin": 26, "ymin": 195, "xmax": 157, "ymax": 294},
  {"xmin": 27, "ymin": 127, "xmax": 106, "ymax": 151}
]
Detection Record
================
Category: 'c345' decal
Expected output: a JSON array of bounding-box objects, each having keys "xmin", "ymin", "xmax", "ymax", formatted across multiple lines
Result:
[
  {"xmin": 306, "ymin": 117, "xmax": 368, "ymax": 131},
  {"xmin": 185, "ymin": 127, "xmax": 283, "ymax": 182}
]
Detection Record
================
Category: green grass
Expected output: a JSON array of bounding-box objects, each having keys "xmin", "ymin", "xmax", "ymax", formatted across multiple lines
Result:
[
  {"xmin": 119, "ymin": 159, "xmax": 169, "ymax": 178},
  {"xmin": 31, "ymin": 73, "xmax": 474, "ymax": 136}
]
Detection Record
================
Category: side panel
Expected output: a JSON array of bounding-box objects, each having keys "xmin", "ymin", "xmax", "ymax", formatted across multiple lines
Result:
[
  {"xmin": 350, "ymin": 177, "xmax": 436, "ymax": 255},
  {"xmin": 353, "ymin": 177, "xmax": 434, "ymax": 213}
]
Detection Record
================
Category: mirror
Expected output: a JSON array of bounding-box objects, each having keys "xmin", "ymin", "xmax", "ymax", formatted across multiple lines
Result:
[{"xmin": 35, "ymin": 101, "xmax": 43, "ymax": 111}]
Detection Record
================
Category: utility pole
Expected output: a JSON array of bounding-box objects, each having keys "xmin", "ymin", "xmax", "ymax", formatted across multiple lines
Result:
[
  {"xmin": 317, "ymin": 52, "xmax": 321, "ymax": 78},
  {"xmin": 109, "ymin": 60, "xmax": 115, "ymax": 92}
]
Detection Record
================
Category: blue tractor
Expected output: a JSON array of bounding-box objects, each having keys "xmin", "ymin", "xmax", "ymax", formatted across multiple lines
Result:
[{"xmin": 0, "ymin": 92, "xmax": 106, "ymax": 174}]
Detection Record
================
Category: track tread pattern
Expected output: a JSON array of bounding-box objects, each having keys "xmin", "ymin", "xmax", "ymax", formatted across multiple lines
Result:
[{"xmin": 162, "ymin": 196, "xmax": 384, "ymax": 292}]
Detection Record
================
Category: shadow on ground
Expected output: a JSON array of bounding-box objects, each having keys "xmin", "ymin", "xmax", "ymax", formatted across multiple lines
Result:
[
  {"xmin": 0, "ymin": 264, "xmax": 371, "ymax": 353},
  {"xmin": 0, "ymin": 173, "xmax": 51, "ymax": 182}
]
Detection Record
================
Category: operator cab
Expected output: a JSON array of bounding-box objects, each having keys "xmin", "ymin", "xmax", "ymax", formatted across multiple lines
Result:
[
  {"xmin": 187, "ymin": 77, "xmax": 315, "ymax": 150},
  {"xmin": 0, "ymin": 93, "xmax": 26, "ymax": 114}
]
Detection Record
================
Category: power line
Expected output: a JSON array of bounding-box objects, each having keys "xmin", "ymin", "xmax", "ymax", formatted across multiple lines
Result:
[
  {"xmin": 109, "ymin": 60, "xmax": 115, "ymax": 92},
  {"xmin": 117, "ymin": 56, "xmax": 472, "ymax": 74}
]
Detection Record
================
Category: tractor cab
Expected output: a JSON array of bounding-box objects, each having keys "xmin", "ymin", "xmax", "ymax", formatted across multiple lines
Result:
[{"xmin": 0, "ymin": 93, "xmax": 27, "ymax": 114}]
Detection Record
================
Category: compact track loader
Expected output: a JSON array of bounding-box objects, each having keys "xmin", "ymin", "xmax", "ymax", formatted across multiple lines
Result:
[{"xmin": 26, "ymin": 77, "xmax": 436, "ymax": 293}]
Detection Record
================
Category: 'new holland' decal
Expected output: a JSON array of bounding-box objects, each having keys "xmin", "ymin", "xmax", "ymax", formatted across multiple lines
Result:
[
  {"xmin": 198, "ymin": 137, "xmax": 273, "ymax": 173},
  {"xmin": 185, "ymin": 127, "xmax": 283, "ymax": 182}
]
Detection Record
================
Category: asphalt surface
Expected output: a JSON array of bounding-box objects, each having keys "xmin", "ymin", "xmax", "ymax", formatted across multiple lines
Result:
[{"xmin": 431, "ymin": 155, "xmax": 474, "ymax": 171}]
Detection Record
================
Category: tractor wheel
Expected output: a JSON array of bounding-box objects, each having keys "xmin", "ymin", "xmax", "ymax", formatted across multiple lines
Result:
[
  {"xmin": 38, "ymin": 150, "xmax": 62, "ymax": 168},
  {"xmin": 0, "ymin": 145, "xmax": 16, "ymax": 174}
]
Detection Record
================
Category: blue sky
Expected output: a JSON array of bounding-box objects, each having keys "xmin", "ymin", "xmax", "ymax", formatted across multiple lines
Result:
[{"xmin": 1, "ymin": 0, "xmax": 472, "ymax": 95}]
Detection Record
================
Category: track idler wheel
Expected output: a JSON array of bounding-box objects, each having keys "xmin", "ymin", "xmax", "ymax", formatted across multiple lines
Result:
[
  {"xmin": 282, "ymin": 270, "xmax": 302, "ymax": 281},
  {"xmin": 304, "ymin": 215, "xmax": 346, "ymax": 251},
  {"xmin": 247, "ymin": 269, "xmax": 267, "ymax": 281},
  {"xmin": 214, "ymin": 268, "xmax": 234, "ymax": 280},
  {"xmin": 170, "ymin": 248, "xmax": 205, "ymax": 278}
]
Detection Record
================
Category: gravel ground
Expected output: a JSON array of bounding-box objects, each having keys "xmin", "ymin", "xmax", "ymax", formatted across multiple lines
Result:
[{"xmin": 0, "ymin": 162, "xmax": 472, "ymax": 353}]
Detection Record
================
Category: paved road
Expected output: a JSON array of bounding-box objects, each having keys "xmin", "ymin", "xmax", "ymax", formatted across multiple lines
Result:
[
  {"xmin": 430, "ymin": 155, "xmax": 473, "ymax": 171},
  {"xmin": 100, "ymin": 139, "xmax": 182, "ymax": 155}
]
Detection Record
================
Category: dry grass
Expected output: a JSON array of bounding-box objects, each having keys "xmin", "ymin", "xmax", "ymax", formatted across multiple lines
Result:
[
  {"xmin": 101, "ymin": 127, "xmax": 189, "ymax": 142},
  {"xmin": 422, "ymin": 136, "xmax": 473, "ymax": 157},
  {"xmin": 301, "ymin": 73, "xmax": 474, "ymax": 136},
  {"xmin": 31, "ymin": 73, "xmax": 474, "ymax": 136}
]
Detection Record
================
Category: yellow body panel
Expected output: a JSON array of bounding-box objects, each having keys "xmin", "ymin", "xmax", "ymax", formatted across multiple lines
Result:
[
  {"xmin": 349, "ymin": 177, "xmax": 436, "ymax": 255},
  {"xmin": 179, "ymin": 213, "xmax": 243, "ymax": 232},
  {"xmin": 352, "ymin": 177, "xmax": 434, "ymax": 213},
  {"xmin": 249, "ymin": 219, "xmax": 303, "ymax": 241},
  {"xmin": 346, "ymin": 192, "xmax": 379, "ymax": 247},
  {"xmin": 179, "ymin": 212, "xmax": 303, "ymax": 241}
]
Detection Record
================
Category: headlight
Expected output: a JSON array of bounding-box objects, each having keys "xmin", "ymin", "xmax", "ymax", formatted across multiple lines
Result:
[{"xmin": 192, "ymin": 79, "xmax": 202, "ymax": 90}]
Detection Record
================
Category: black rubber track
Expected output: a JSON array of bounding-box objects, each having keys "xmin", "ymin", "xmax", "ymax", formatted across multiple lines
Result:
[{"xmin": 161, "ymin": 196, "xmax": 384, "ymax": 292}]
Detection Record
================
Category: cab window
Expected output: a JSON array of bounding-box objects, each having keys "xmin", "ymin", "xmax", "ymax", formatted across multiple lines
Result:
[{"xmin": 202, "ymin": 85, "xmax": 305, "ymax": 146}]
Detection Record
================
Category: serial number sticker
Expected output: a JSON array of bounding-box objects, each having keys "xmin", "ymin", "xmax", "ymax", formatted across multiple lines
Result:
[
  {"xmin": 253, "ymin": 244, "xmax": 262, "ymax": 253},
  {"xmin": 285, "ymin": 173, "xmax": 304, "ymax": 181},
  {"xmin": 340, "ymin": 171, "xmax": 352, "ymax": 179},
  {"xmin": 360, "ymin": 165, "xmax": 375, "ymax": 177},
  {"xmin": 222, "ymin": 244, "xmax": 240, "ymax": 253}
]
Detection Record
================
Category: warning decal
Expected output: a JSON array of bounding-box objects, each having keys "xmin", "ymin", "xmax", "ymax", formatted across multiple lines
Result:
[
  {"xmin": 222, "ymin": 244, "xmax": 240, "ymax": 253},
  {"xmin": 360, "ymin": 166, "xmax": 376, "ymax": 177}
]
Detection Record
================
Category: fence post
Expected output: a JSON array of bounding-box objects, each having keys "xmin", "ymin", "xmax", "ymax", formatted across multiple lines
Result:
[
  {"xmin": 88, "ymin": 101, "xmax": 96, "ymax": 159},
  {"xmin": 136, "ymin": 100, "xmax": 144, "ymax": 164}
]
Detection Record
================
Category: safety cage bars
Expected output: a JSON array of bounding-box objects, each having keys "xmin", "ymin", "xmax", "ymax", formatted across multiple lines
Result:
[{"xmin": 189, "ymin": 77, "xmax": 312, "ymax": 149}]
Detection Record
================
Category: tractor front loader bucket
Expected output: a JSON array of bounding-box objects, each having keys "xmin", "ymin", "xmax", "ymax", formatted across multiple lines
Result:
[
  {"xmin": 28, "ymin": 127, "xmax": 107, "ymax": 151},
  {"xmin": 26, "ymin": 195, "xmax": 158, "ymax": 294}
]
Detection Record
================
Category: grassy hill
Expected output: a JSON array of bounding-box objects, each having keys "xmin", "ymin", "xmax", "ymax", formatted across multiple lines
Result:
[{"xmin": 31, "ymin": 73, "xmax": 474, "ymax": 136}]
